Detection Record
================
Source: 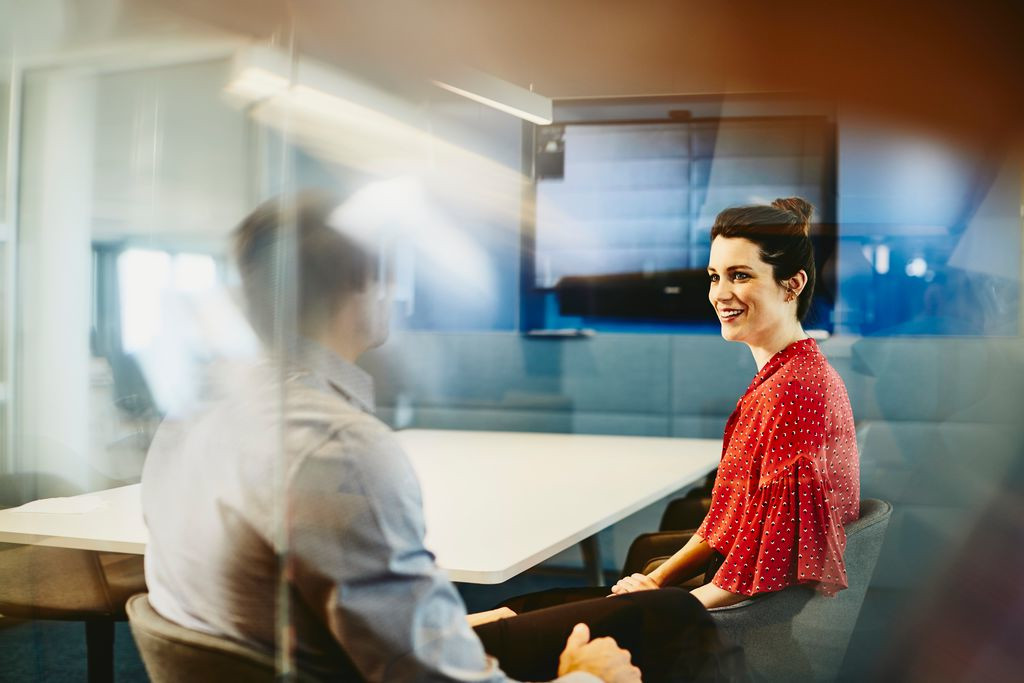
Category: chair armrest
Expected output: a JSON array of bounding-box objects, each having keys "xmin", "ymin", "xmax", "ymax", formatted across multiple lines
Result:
[
  {"xmin": 620, "ymin": 529, "xmax": 706, "ymax": 580},
  {"xmin": 707, "ymin": 586, "xmax": 814, "ymax": 621},
  {"xmin": 640, "ymin": 556, "xmax": 671, "ymax": 575},
  {"xmin": 635, "ymin": 556, "xmax": 706, "ymax": 589}
]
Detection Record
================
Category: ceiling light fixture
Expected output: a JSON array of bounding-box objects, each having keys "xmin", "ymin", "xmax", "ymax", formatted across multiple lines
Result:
[{"xmin": 432, "ymin": 67, "xmax": 552, "ymax": 125}]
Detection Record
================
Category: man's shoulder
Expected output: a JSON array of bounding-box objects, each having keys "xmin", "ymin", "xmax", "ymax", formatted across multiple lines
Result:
[
  {"xmin": 285, "ymin": 378, "xmax": 390, "ymax": 441},
  {"xmin": 284, "ymin": 382, "xmax": 406, "ymax": 476},
  {"xmin": 286, "ymin": 392, "xmax": 421, "ymax": 532}
]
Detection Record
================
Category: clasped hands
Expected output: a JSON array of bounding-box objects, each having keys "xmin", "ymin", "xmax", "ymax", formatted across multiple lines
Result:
[{"xmin": 609, "ymin": 572, "xmax": 660, "ymax": 596}]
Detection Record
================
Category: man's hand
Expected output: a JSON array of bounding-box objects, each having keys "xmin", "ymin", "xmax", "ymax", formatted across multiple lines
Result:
[
  {"xmin": 557, "ymin": 623, "xmax": 641, "ymax": 683},
  {"xmin": 609, "ymin": 573, "xmax": 660, "ymax": 596},
  {"xmin": 465, "ymin": 606, "xmax": 517, "ymax": 628}
]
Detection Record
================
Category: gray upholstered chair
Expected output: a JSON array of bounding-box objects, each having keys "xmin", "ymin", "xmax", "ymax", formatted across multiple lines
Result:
[
  {"xmin": 707, "ymin": 499, "xmax": 892, "ymax": 682},
  {"xmin": 627, "ymin": 499, "xmax": 891, "ymax": 682},
  {"xmin": 126, "ymin": 593, "xmax": 279, "ymax": 682}
]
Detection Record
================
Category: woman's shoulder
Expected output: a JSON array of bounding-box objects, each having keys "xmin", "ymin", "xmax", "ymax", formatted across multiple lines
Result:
[
  {"xmin": 763, "ymin": 351, "xmax": 827, "ymax": 392},
  {"xmin": 770, "ymin": 348, "xmax": 854, "ymax": 423},
  {"xmin": 750, "ymin": 353, "xmax": 850, "ymax": 421},
  {"xmin": 777, "ymin": 343, "xmax": 847, "ymax": 386}
]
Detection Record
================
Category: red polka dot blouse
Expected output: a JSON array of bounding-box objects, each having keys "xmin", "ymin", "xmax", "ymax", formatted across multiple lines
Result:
[{"xmin": 696, "ymin": 338, "xmax": 860, "ymax": 597}]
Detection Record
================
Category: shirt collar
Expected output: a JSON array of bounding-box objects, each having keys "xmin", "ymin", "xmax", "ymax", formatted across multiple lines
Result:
[{"xmin": 290, "ymin": 338, "xmax": 376, "ymax": 414}]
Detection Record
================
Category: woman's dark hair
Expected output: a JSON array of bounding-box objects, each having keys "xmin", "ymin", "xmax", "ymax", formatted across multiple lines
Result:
[
  {"xmin": 234, "ymin": 190, "xmax": 377, "ymax": 345},
  {"xmin": 710, "ymin": 197, "xmax": 816, "ymax": 321}
]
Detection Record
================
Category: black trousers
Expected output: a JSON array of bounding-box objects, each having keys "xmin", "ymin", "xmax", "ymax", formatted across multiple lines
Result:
[{"xmin": 473, "ymin": 587, "xmax": 736, "ymax": 683}]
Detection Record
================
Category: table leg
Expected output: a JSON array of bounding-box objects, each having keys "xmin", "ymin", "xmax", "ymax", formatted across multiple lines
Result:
[
  {"xmin": 580, "ymin": 535, "xmax": 605, "ymax": 586},
  {"xmin": 85, "ymin": 620, "xmax": 114, "ymax": 683}
]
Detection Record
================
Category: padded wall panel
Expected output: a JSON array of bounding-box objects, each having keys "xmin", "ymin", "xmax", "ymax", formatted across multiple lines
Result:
[
  {"xmin": 849, "ymin": 338, "xmax": 1024, "ymax": 423},
  {"xmin": 670, "ymin": 335, "xmax": 754, "ymax": 416},
  {"xmin": 671, "ymin": 415, "xmax": 730, "ymax": 439},
  {"xmin": 408, "ymin": 407, "xmax": 574, "ymax": 434},
  {"xmin": 559, "ymin": 334, "xmax": 672, "ymax": 414}
]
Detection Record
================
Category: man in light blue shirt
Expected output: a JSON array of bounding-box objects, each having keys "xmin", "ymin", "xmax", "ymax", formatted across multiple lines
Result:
[{"xmin": 142, "ymin": 192, "xmax": 641, "ymax": 682}]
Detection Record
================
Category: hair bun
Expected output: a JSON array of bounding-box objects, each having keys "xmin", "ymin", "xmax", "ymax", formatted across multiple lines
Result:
[{"xmin": 771, "ymin": 197, "xmax": 813, "ymax": 235}]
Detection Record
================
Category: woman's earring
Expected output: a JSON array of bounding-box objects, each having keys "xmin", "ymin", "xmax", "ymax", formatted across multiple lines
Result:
[{"xmin": 786, "ymin": 288, "xmax": 795, "ymax": 302}]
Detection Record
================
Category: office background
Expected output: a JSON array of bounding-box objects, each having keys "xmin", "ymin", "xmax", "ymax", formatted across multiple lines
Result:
[{"xmin": 1, "ymin": 1, "xmax": 1023, "ymax": 681}]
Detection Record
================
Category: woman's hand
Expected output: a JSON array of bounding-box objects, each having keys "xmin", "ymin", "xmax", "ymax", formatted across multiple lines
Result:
[
  {"xmin": 465, "ymin": 606, "xmax": 517, "ymax": 627},
  {"xmin": 609, "ymin": 573, "xmax": 660, "ymax": 596}
]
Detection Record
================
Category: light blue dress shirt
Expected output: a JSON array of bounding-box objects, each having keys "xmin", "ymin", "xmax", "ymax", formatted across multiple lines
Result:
[{"xmin": 141, "ymin": 341, "xmax": 596, "ymax": 682}]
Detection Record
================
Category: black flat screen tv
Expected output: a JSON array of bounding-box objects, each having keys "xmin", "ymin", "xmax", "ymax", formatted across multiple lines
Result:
[{"xmin": 521, "ymin": 101, "xmax": 837, "ymax": 332}]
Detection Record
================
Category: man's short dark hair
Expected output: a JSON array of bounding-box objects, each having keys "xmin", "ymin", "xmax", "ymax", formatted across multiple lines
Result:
[{"xmin": 233, "ymin": 191, "xmax": 377, "ymax": 345}]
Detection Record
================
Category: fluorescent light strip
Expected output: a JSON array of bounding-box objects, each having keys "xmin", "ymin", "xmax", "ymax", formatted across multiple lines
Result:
[{"xmin": 431, "ymin": 79, "xmax": 552, "ymax": 125}]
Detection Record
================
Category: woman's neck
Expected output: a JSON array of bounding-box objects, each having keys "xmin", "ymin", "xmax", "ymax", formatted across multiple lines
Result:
[{"xmin": 748, "ymin": 322, "xmax": 808, "ymax": 371}]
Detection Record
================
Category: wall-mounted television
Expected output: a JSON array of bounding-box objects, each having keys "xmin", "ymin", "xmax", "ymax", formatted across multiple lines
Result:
[{"xmin": 520, "ymin": 95, "xmax": 838, "ymax": 333}]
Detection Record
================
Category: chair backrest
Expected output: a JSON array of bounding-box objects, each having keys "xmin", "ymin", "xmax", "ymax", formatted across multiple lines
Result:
[
  {"xmin": 126, "ymin": 593, "xmax": 277, "ymax": 682},
  {"xmin": 707, "ymin": 499, "xmax": 892, "ymax": 683}
]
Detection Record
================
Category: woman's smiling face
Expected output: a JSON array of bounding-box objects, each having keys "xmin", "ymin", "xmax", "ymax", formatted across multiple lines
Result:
[{"xmin": 707, "ymin": 236, "xmax": 793, "ymax": 345}]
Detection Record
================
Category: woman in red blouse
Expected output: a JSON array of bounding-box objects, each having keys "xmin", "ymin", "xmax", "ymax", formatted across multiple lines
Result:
[{"xmin": 611, "ymin": 197, "xmax": 860, "ymax": 608}]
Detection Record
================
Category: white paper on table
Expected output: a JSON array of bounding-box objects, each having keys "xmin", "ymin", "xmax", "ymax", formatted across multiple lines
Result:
[{"xmin": 13, "ymin": 496, "xmax": 107, "ymax": 514}]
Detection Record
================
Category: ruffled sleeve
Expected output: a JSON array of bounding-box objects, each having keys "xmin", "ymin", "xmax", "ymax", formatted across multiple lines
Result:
[{"xmin": 709, "ymin": 456, "xmax": 850, "ymax": 597}]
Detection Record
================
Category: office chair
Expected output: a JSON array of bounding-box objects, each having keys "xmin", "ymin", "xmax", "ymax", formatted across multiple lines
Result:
[
  {"xmin": 617, "ymin": 478, "xmax": 717, "ymax": 590},
  {"xmin": 658, "ymin": 471, "xmax": 715, "ymax": 532},
  {"xmin": 628, "ymin": 499, "xmax": 892, "ymax": 682},
  {"xmin": 619, "ymin": 528, "xmax": 712, "ymax": 589},
  {"xmin": 127, "ymin": 593, "xmax": 278, "ymax": 682}
]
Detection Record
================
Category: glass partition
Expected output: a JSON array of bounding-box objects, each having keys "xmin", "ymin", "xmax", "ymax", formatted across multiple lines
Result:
[
  {"xmin": 0, "ymin": 7, "xmax": 302, "ymax": 679},
  {"xmin": 0, "ymin": 4, "xmax": 1021, "ymax": 683},
  {"xmin": 1, "ymin": 66, "xmax": 10, "ymax": 475},
  {"xmin": 14, "ymin": 53, "xmax": 249, "ymax": 493}
]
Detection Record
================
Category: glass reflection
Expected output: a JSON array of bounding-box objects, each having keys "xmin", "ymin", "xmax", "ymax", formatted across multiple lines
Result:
[{"xmin": 0, "ymin": 3, "xmax": 1020, "ymax": 682}]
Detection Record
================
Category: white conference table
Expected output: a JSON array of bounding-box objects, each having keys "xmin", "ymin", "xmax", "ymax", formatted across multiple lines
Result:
[{"xmin": 0, "ymin": 429, "xmax": 721, "ymax": 584}]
